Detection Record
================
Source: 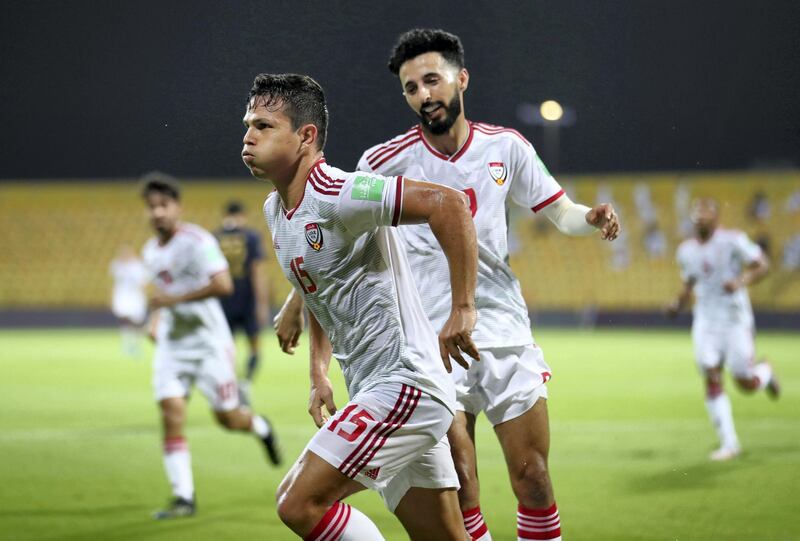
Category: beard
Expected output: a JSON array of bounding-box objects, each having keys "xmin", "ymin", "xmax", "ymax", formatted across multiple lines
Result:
[{"xmin": 416, "ymin": 91, "xmax": 462, "ymax": 135}]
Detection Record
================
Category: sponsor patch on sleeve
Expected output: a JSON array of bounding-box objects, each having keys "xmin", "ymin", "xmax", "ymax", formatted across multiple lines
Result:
[{"xmin": 351, "ymin": 175, "xmax": 385, "ymax": 202}]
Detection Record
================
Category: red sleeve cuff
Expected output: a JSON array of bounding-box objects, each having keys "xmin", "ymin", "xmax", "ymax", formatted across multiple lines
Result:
[{"xmin": 531, "ymin": 189, "xmax": 565, "ymax": 213}]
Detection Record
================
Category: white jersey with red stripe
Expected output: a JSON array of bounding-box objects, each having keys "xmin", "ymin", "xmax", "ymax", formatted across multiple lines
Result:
[
  {"xmin": 357, "ymin": 121, "xmax": 563, "ymax": 348},
  {"xmin": 263, "ymin": 159, "xmax": 455, "ymax": 410},
  {"xmin": 677, "ymin": 228, "xmax": 762, "ymax": 326},
  {"xmin": 142, "ymin": 223, "xmax": 233, "ymax": 351}
]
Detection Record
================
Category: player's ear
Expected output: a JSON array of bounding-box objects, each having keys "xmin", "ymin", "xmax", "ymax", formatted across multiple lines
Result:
[
  {"xmin": 297, "ymin": 123, "xmax": 318, "ymax": 151},
  {"xmin": 458, "ymin": 68, "xmax": 469, "ymax": 92}
]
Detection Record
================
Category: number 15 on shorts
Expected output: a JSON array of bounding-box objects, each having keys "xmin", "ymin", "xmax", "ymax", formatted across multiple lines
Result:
[{"xmin": 328, "ymin": 404, "xmax": 375, "ymax": 442}]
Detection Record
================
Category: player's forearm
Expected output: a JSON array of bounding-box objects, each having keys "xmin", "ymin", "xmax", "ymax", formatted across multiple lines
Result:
[
  {"xmin": 283, "ymin": 288, "xmax": 305, "ymax": 316},
  {"xmin": 542, "ymin": 196, "xmax": 596, "ymax": 236},
  {"xmin": 307, "ymin": 309, "xmax": 333, "ymax": 381},
  {"xmin": 670, "ymin": 283, "xmax": 693, "ymax": 312},
  {"xmin": 741, "ymin": 258, "xmax": 769, "ymax": 287},
  {"xmin": 176, "ymin": 276, "xmax": 233, "ymax": 303},
  {"xmin": 427, "ymin": 190, "xmax": 478, "ymax": 308}
]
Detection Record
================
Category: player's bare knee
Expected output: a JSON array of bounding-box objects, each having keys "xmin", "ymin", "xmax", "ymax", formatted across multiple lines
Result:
[
  {"xmin": 214, "ymin": 410, "xmax": 238, "ymax": 430},
  {"xmin": 275, "ymin": 486, "xmax": 321, "ymax": 531},
  {"xmin": 705, "ymin": 369, "xmax": 723, "ymax": 397},
  {"xmin": 734, "ymin": 376, "xmax": 757, "ymax": 392},
  {"xmin": 275, "ymin": 492, "xmax": 305, "ymax": 529},
  {"xmin": 511, "ymin": 455, "xmax": 552, "ymax": 506}
]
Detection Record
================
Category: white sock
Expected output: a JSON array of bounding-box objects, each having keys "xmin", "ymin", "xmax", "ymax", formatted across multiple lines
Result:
[
  {"xmin": 305, "ymin": 501, "xmax": 385, "ymax": 541},
  {"xmin": 463, "ymin": 506, "xmax": 492, "ymax": 540},
  {"xmin": 705, "ymin": 393, "xmax": 739, "ymax": 450},
  {"xmin": 163, "ymin": 437, "xmax": 194, "ymax": 501},
  {"xmin": 752, "ymin": 363, "xmax": 772, "ymax": 391},
  {"xmin": 121, "ymin": 326, "xmax": 143, "ymax": 357},
  {"xmin": 251, "ymin": 415, "xmax": 270, "ymax": 438}
]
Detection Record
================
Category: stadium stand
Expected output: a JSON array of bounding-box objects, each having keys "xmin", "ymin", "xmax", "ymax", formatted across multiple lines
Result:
[{"xmin": 1, "ymin": 172, "xmax": 799, "ymax": 313}]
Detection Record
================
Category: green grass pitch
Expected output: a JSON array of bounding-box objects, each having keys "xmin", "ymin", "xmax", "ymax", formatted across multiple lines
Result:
[{"xmin": 0, "ymin": 328, "xmax": 798, "ymax": 540}]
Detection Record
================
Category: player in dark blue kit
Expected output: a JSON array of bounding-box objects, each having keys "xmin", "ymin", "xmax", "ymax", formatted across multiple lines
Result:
[{"xmin": 215, "ymin": 201, "xmax": 269, "ymax": 401}]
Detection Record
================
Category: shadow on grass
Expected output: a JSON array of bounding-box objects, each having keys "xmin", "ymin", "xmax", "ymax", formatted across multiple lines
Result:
[{"xmin": 625, "ymin": 450, "xmax": 780, "ymax": 493}]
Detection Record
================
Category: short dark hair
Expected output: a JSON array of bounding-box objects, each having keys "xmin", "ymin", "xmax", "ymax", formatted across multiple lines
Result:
[
  {"xmin": 225, "ymin": 200, "xmax": 244, "ymax": 215},
  {"xmin": 140, "ymin": 171, "xmax": 181, "ymax": 201},
  {"xmin": 248, "ymin": 73, "xmax": 328, "ymax": 150},
  {"xmin": 388, "ymin": 29, "xmax": 465, "ymax": 75}
]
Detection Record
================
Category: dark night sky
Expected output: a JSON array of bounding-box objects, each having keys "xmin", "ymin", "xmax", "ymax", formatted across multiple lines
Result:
[{"xmin": 1, "ymin": 0, "xmax": 798, "ymax": 180}]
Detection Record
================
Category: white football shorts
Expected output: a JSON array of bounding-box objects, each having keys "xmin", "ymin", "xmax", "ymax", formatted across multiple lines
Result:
[
  {"xmin": 451, "ymin": 343, "xmax": 551, "ymax": 426},
  {"xmin": 692, "ymin": 319, "xmax": 755, "ymax": 378},
  {"xmin": 307, "ymin": 381, "xmax": 459, "ymax": 512},
  {"xmin": 152, "ymin": 340, "xmax": 239, "ymax": 411}
]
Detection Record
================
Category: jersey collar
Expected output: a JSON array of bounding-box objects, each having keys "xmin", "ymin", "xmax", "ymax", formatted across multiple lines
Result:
[
  {"xmin": 418, "ymin": 121, "xmax": 475, "ymax": 163},
  {"xmin": 282, "ymin": 157, "xmax": 326, "ymax": 220}
]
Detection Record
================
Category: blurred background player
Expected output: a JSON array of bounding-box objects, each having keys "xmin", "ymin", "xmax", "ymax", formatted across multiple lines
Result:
[
  {"xmin": 668, "ymin": 198, "xmax": 780, "ymax": 461},
  {"xmin": 214, "ymin": 200, "xmax": 269, "ymax": 403},
  {"xmin": 276, "ymin": 28, "xmax": 620, "ymax": 541},
  {"xmin": 140, "ymin": 173, "xmax": 280, "ymax": 520},
  {"xmin": 109, "ymin": 243, "xmax": 148, "ymax": 358}
]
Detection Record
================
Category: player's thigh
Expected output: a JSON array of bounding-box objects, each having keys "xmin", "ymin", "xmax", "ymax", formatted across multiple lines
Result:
[
  {"xmin": 480, "ymin": 344, "xmax": 551, "ymax": 427},
  {"xmin": 152, "ymin": 346, "xmax": 196, "ymax": 403},
  {"xmin": 195, "ymin": 342, "xmax": 240, "ymax": 412},
  {"xmin": 394, "ymin": 486, "xmax": 467, "ymax": 541},
  {"xmin": 494, "ymin": 396, "xmax": 550, "ymax": 469},
  {"xmin": 692, "ymin": 321, "xmax": 723, "ymax": 373},
  {"xmin": 308, "ymin": 382, "xmax": 453, "ymax": 501},
  {"xmin": 277, "ymin": 448, "xmax": 365, "ymax": 508},
  {"xmin": 447, "ymin": 411, "xmax": 477, "ymax": 466},
  {"xmin": 380, "ymin": 434, "xmax": 460, "ymax": 512},
  {"xmin": 724, "ymin": 323, "xmax": 756, "ymax": 378}
]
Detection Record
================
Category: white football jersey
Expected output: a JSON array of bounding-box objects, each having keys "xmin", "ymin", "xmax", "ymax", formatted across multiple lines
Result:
[
  {"xmin": 142, "ymin": 223, "xmax": 233, "ymax": 350},
  {"xmin": 676, "ymin": 228, "xmax": 763, "ymax": 325},
  {"xmin": 357, "ymin": 122, "xmax": 563, "ymax": 348},
  {"xmin": 263, "ymin": 159, "xmax": 455, "ymax": 411}
]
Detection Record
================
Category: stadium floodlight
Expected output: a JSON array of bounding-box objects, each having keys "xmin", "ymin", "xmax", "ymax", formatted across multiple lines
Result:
[
  {"xmin": 540, "ymin": 100, "xmax": 564, "ymax": 122},
  {"xmin": 515, "ymin": 101, "xmax": 576, "ymax": 127}
]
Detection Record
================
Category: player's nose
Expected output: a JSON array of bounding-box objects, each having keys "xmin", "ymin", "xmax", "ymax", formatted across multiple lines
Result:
[{"xmin": 242, "ymin": 127, "xmax": 255, "ymax": 145}]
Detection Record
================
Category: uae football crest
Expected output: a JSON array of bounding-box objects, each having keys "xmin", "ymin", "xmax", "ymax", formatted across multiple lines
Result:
[
  {"xmin": 305, "ymin": 223, "xmax": 323, "ymax": 251},
  {"xmin": 488, "ymin": 162, "xmax": 507, "ymax": 185}
]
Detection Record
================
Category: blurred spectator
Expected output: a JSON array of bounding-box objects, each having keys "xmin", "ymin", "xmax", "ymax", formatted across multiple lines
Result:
[
  {"xmin": 675, "ymin": 179, "xmax": 693, "ymax": 238},
  {"xmin": 782, "ymin": 234, "xmax": 800, "ymax": 271},
  {"xmin": 109, "ymin": 244, "xmax": 148, "ymax": 358},
  {"xmin": 643, "ymin": 222, "xmax": 667, "ymax": 259},
  {"xmin": 747, "ymin": 190, "xmax": 772, "ymax": 257},
  {"xmin": 598, "ymin": 184, "xmax": 629, "ymax": 269},
  {"xmin": 785, "ymin": 189, "xmax": 800, "ymax": 214},
  {"xmin": 748, "ymin": 190, "xmax": 771, "ymax": 221}
]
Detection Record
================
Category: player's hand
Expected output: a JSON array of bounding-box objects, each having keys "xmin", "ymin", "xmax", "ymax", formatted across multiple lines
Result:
[
  {"xmin": 274, "ymin": 302, "xmax": 304, "ymax": 355},
  {"xmin": 723, "ymin": 278, "xmax": 742, "ymax": 293},
  {"xmin": 665, "ymin": 301, "xmax": 680, "ymax": 319},
  {"xmin": 438, "ymin": 305, "xmax": 480, "ymax": 373},
  {"xmin": 585, "ymin": 203, "xmax": 620, "ymax": 241},
  {"xmin": 308, "ymin": 377, "xmax": 337, "ymax": 428},
  {"xmin": 148, "ymin": 292, "xmax": 177, "ymax": 309}
]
